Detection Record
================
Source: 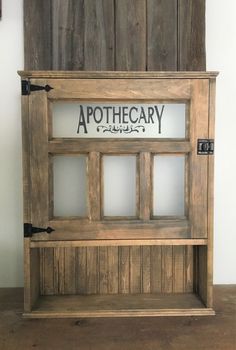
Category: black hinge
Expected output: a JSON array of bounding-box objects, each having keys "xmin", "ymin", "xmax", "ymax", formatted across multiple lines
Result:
[
  {"xmin": 24, "ymin": 223, "xmax": 55, "ymax": 238},
  {"xmin": 21, "ymin": 80, "xmax": 53, "ymax": 96},
  {"xmin": 197, "ymin": 139, "xmax": 214, "ymax": 155}
]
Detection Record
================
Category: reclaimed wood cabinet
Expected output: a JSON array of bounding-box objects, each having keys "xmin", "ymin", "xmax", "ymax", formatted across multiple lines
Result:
[{"xmin": 18, "ymin": 71, "xmax": 218, "ymax": 318}]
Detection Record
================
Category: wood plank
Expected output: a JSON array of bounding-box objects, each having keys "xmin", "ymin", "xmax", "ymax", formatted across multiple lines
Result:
[
  {"xmin": 52, "ymin": 0, "xmax": 84, "ymax": 70},
  {"xmin": 189, "ymin": 79, "xmax": 209, "ymax": 238},
  {"xmin": 76, "ymin": 247, "xmax": 87, "ymax": 294},
  {"xmin": 86, "ymin": 247, "xmax": 99, "ymax": 294},
  {"xmin": 49, "ymin": 140, "xmax": 191, "ymax": 155},
  {"xmin": 116, "ymin": 0, "xmax": 146, "ymax": 70},
  {"xmin": 139, "ymin": 153, "xmax": 151, "ymax": 220},
  {"xmin": 99, "ymin": 247, "xmax": 108, "ymax": 294},
  {"xmin": 107, "ymin": 247, "xmax": 119, "ymax": 294},
  {"xmin": 45, "ymin": 78, "xmax": 192, "ymax": 100},
  {"xmin": 118, "ymin": 247, "xmax": 130, "ymax": 293},
  {"xmin": 24, "ymin": 241, "xmax": 40, "ymax": 312},
  {"xmin": 31, "ymin": 239, "xmax": 207, "ymax": 248},
  {"xmin": 40, "ymin": 248, "xmax": 54, "ymax": 295},
  {"xmin": 184, "ymin": 245, "xmax": 193, "ymax": 292},
  {"xmin": 178, "ymin": 0, "xmax": 206, "ymax": 70},
  {"xmin": 24, "ymin": 0, "xmax": 52, "ymax": 69},
  {"xmin": 173, "ymin": 246, "xmax": 184, "ymax": 292},
  {"xmin": 32, "ymin": 219, "xmax": 190, "ymax": 241},
  {"xmin": 84, "ymin": 0, "xmax": 114, "ymax": 70},
  {"xmin": 18, "ymin": 71, "xmax": 219, "ymax": 79},
  {"xmin": 161, "ymin": 246, "xmax": 173, "ymax": 293},
  {"xmin": 147, "ymin": 0, "xmax": 177, "ymax": 70},
  {"xmin": 130, "ymin": 247, "xmax": 141, "ymax": 293},
  {"xmin": 150, "ymin": 246, "xmax": 162, "ymax": 293},
  {"xmin": 142, "ymin": 246, "xmax": 151, "ymax": 293},
  {"xmin": 64, "ymin": 248, "xmax": 76, "ymax": 294}
]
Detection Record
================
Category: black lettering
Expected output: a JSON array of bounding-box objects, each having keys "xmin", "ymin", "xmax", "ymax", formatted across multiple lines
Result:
[
  {"xmin": 113, "ymin": 106, "xmax": 121, "ymax": 123},
  {"xmin": 147, "ymin": 107, "xmax": 155, "ymax": 123},
  {"xmin": 129, "ymin": 107, "xmax": 139, "ymax": 123},
  {"xmin": 87, "ymin": 106, "xmax": 93, "ymax": 124},
  {"xmin": 93, "ymin": 106, "xmax": 103, "ymax": 123},
  {"xmin": 155, "ymin": 105, "xmax": 165, "ymax": 134},
  {"xmin": 138, "ymin": 107, "xmax": 148, "ymax": 123},
  {"xmin": 122, "ymin": 106, "xmax": 129, "ymax": 123},
  {"xmin": 77, "ymin": 105, "xmax": 88, "ymax": 134},
  {"xmin": 103, "ymin": 106, "xmax": 112, "ymax": 123}
]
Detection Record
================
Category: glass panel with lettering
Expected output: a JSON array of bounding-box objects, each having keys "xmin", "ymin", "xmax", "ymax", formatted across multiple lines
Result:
[{"xmin": 52, "ymin": 102, "xmax": 186, "ymax": 138}]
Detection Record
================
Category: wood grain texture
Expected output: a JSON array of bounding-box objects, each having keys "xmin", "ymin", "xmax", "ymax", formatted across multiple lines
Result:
[
  {"xmin": 147, "ymin": 0, "xmax": 178, "ymax": 70},
  {"xmin": 28, "ymin": 86, "xmax": 49, "ymax": 228},
  {"xmin": 84, "ymin": 0, "xmax": 115, "ymax": 70},
  {"xmin": 139, "ymin": 153, "xmax": 151, "ymax": 220},
  {"xmin": 39, "ymin": 246, "xmax": 194, "ymax": 296},
  {"xmin": 189, "ymin": 79, "xmax": 209, "ymax": 238},
  {"xmin": 52, "ymin": 0, "xmax": 84, "ymax": 70},
  {"xmin": 207, "ymin": 78, "xmax": 216, "ymax": 307},
  {"xmin": 116, "ymin": 0, "xmax": 146, "ymax": 70},
  {"xmin": 24, "ymin": 0, "xmax": 52, "ymax": 69},
  {"xmin": 178, "ymin": 0, "xmax": 206, "ymax": 70}
]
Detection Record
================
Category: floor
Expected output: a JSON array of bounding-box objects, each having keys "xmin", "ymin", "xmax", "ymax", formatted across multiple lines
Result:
[{"xmin": 0, "ymin": 286, "xmax": 235, "ymax": 350}]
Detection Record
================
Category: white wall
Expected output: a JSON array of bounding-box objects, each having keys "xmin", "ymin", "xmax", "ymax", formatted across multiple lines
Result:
[
  {"xmin": 206, "ymin": 0, "xmax": 236, "ymax": 283},
  {"xmin": 0, "ymin": 0, "xmax": 24, "ymax": 287},
  {"xmin": 0, "ymin": 0, "xmax": 235, "ymax": 287}
]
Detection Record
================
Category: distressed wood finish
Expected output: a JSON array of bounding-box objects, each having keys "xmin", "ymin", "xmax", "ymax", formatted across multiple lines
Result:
[
  {"xmin": 84, "ymin": 0, "xmax": 115, "ymax": 70},
  {"xmin": 147, "ymin": 0, "xmax": 177, "ymax": 70},
  {"xmin": 23, "ymin": 1, "xmax": 206, "ymax": 71},
  {"xmin": 24, "ymin": 0, "xmax": 52, "ymax": 70},
  {"xmin": 178, "ymin": 0, "xmax": 206, "ymax": 70},
  {"xmin": 49, "ymin": 139, "xmax": 191, "ymax": 154},
  {"xmin": 20, "ymin": 72, "xmax": 217, "ymax": 317},
  {"xmin": 116, "ymin": 0, "xmax": 146, "ymax": 70},
  {"xmin": 24, "ymin": 293, "xmax": 214, "ymax": 318},
  {"xmin": 39, "ymin": 246, "xmax": 195, "ymax": 296},
  {"xmin": 189, "ymin": 79, "xmax": 209, "ymax": 238},
  {"xmin": 52, "ymin": 0, "xmax": 84, "ymax": 70}
]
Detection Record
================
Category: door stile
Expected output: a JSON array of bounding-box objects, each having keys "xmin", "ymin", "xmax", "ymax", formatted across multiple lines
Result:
[
  {"xmin": 29, "ymin": 85, "xmax": 50, "ymax": 239},
  {"xmin": 189, "ymin": 79, "xmax": 209, "ymax": 238}
]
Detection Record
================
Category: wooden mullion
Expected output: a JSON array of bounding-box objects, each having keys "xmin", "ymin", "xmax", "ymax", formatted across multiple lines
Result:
[
  {"xmin": 88, "ymin": 152, "xmax": 101, "ymax": 221},
  {"xmin": 139, "ymin": 152, "xmax": 151, "ymax": 220}
]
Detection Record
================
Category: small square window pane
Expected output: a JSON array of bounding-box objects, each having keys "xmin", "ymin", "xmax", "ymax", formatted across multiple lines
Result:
[
  {"xmin": 53, "ymin": 156, "xmax": 87, "ymax": 217},
  {"xmin": 153, "ymin": 156, "xmax": 185, "ymax": 216},
  {"xmin": 103, "ymin": 156, "xmax": 136, "ymax": 217}
]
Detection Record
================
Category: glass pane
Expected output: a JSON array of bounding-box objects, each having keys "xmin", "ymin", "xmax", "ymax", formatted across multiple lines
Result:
[
  {"xmin": 103, "ymin": 156, "xmax": 136, "ymax": 216},
  {"xmin": 153, "ymin": 156, "xmax": 185, "ymax": 216},
  {"xmin": 53, "ymin": 156, "xmax": 87, "ymax": 217},
  {"xmin": 52, "ymin": 102, "xmax": 186, "ymax": 138}
]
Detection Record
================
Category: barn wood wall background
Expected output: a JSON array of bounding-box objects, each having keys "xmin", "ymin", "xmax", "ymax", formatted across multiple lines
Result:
[{"xmin": 24, "ymin": 0, "xmax": 206, "ymax": 295}]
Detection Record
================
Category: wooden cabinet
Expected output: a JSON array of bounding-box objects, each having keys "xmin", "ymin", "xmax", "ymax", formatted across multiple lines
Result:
[{"xmin": 18, "ymin": 71, "xmax": 218, "ymax": 318}]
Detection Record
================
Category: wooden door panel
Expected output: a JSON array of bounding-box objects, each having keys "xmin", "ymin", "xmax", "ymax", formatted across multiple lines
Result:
[{"xmin": 26, "ymin": 75, "xmax": 210, "ymax": 241}]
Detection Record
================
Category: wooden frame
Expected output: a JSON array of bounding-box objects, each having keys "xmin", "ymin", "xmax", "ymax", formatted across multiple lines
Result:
[{"xmin": 19, "ymin": 71, "xmax": 218, "ymax": 318}]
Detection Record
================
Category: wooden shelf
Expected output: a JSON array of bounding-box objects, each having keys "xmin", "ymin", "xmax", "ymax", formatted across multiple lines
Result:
[
  {"xmin": 24, "ymin": 293, "xmax": 215, "ymax": 318},
  {"xmin": 30, "ymin": 239, "xmax": 207, "ymax": 248}
]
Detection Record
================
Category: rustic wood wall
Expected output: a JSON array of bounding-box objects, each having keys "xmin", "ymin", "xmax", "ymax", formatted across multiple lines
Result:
[
  {"xmin": 24, "ymin": 0, "xmax": 206, "ymax": 71},
  {"xmin": 24, "ymin": 0, "xmax": 206, "ymax": 295}
]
